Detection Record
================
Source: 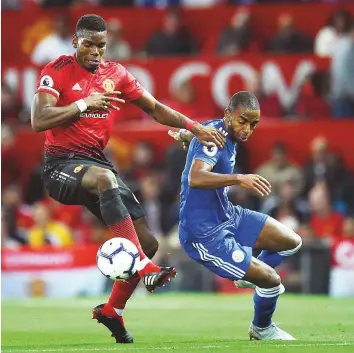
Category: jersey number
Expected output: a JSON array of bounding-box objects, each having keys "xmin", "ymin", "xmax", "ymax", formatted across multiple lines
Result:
[{"xmin": 203, "ymin": 145, "xmax": 218, "ymax": 157}]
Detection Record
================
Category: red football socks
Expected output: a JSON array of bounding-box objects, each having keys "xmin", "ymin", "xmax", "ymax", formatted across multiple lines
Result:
[
  {"xmin": 109, "ymin": 275, "xmax": 140, "ymax": 308},
  {"xmin": 108, "ymin": 216, "xmax": 160, "ymax": 276}
]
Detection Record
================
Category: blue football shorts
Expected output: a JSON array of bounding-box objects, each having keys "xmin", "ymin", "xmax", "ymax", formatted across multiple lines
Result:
[{"xmin": 179, "ymin": 206, "xmax": 268, "ymax": 280}]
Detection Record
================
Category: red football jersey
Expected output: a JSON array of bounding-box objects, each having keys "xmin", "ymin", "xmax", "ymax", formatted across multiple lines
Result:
[{"xmin": 36, "ymin": 54, "xmax": 145, "ymax": 160}]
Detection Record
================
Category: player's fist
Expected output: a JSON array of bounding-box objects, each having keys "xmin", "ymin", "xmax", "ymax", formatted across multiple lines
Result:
[
  {"xmin": 84, "ymin": 91, "xmax": 125, "ymax": 112},
  {"xmin": 192, "ymin": 124, "xmax": 226, "ymax": 148},
  {"xmin": 237, "ymin": 174, "xmax": 271, "ymax": 197},
  {"xmin": 168, "ymin": 129, "xmax": 193, "ymax": 151}
]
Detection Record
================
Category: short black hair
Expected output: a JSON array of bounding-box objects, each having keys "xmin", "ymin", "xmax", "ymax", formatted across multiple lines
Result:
[
  {"xmin": 76, "ymin": 14, "xmax": 107, "ymax": 35},
  {"xmin": 227, "ymin": 91, "xmax": 260, "ymax": 112}
]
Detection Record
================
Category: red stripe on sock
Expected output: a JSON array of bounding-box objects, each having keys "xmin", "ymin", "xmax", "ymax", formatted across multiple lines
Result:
[
  {"xmin": 109, "ymin": 216, "xmax": 146, "ymax": 261},
  {"xmin": 108, "ymin": 217, "xmax": 160, "ymax": 275}
]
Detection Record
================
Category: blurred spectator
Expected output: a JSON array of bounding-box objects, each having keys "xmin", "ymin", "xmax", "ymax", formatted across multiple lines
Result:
[
  {"xmin": 249, "ymin": 74, "xmax": 284, "ymax": 118},
  {"xmin": 216, "ymin": 8, "xmax": 252, "ymax": 55},
  {"xmin": 337, "ymin": 172, "xmax": 354, "ymax": 216},
  {"xmin": 2, "ymin": 0, "xmax": 22, "ymax": 9},
  {"xmin": 315, "ymin": 9, "xmax": 352, "ymax": 58},
  {"xmin": 255, "ymin": 142, "xmax": 304, "ymax": 196},
  {"xmin": 143, "ymin": 9, "xmax": 196, "ymax": 57},
  {"xmin": 182, "ymin": 0, "xmax": 225, "ymax": 6},
  {"xmin": 260, "ymin": 179, "xmax": 309, "ymax": 230},
  {"xmin": 123, "ymin": 141, "xmax": 158, "ymax": 186},
  {"xmin": 160, "ymin": 142, "xmax": 186, "ymax": 200},
  {"xmin": 100, "ymin": 0, "xmax": 134, "ymax": 5},
  {"xmin": 75, "ymin": 210, "xmax": 110, "ymax": 245},
  {"xmin": 160, "ymin": 142, "xmax": 186, "ymax": 234},
  {"xmin": 309, "ymin": 182, "xmax": 344, "ymax": 240},
  {"xmin": 41, "ymin": 0, "xmax": 73, "ymax": 6},
  {"xmin": 298, "ymin": 224, "xmax": 318, "ymax": 246},
  {"xmin": 342, "ymin": 216, "xmax": 354, "ymax": 237},
  {"xmin": 24, "ymin": 161, "xmax": 46, "ymax": 205},
  {"xmin": 295, "ymin": 71, "xmax": 331, "ymax": 119},
  {"xmin": 1, "ymin": 84, "xmax": 28, "ymax": 124},
  {"xmin": 71, "ymin": 0, "xmax": 100, "ymax": 8},
  {"xmin": 104, "ymin": 19, "xmax": 132, "ymax": 60},
  {"xmin": 330, "ymin": 22, "xmax": 354, "ymax": 118},
  {"xmin": 229, "ymin": 185, "xmax": 260, "ymax": 211},
  {"xmin": 2, "ymin": 184, "xmax": 31, "ymax": 245},
  {"xmin": 28, "ymin": 202, "xmax": 73, "ymax": 248},
  {"xmin": 267, "ymin": 13, "xmax": 313, "ymax": 53},
  {"xmin": 137, "ymin": 0, "xmax": 180, "ymax": 7},
  {"xmin": 31, "ymin": 14, "xmax": 73, "ymax": 66},
  {"xmin": 2, "ymin": 125, "xmax": 20, "ymax": 189},
  {"xmin": 329, "ymin": 216, "xmax": 354, "ymax": 298},
  {"xmin": 43, "ymin": 198, "xmax": 83, "ymax": 231},
  {"xmin": 302, "ymin": 136, "xmax": 348, "ymax": 200},
  {"xmin": 139, "ymin": 172, "xmax": 162, "ymax": 237}
]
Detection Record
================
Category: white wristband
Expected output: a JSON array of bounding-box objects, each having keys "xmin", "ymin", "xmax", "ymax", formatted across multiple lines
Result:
[{"xmin": 75, "ymin": 99, "xmax": 87, "ymax": 113}]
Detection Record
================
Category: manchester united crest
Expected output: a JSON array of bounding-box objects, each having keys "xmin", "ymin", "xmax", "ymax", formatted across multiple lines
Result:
[
  {"xmin": 74, "ymin": 165, "xmax": 84, "ymax": 173},
  {"xmin": 103, "ymin": 79, "xmax": 115, "ymax": 92}
]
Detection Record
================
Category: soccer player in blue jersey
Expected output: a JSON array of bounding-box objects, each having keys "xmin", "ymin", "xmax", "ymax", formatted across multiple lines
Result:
[{"xmin": 169, "ymin": 91, "xmax": 302, "ymax": 340}]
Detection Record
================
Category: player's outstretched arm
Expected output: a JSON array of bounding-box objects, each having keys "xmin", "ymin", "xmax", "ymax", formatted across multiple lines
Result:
[
  {"xmin": 31, "ymin": 91, "xmax": 124, "ymax": 132},
  {"xmin": 189, "ymin": 159, "xmax": 271, "ymax": 197},
  {"xmin": 133, "ymin": 91, "xmax": 226, "ymax": 148}
]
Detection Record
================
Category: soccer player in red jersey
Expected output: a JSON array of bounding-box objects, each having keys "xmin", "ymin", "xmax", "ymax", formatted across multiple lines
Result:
[{"xmin": 31, "ymin": 14, "xmax": 226, "ymax": 343}]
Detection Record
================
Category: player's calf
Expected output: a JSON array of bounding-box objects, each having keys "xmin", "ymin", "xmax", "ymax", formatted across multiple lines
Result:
[
  {"xmin": 243, "ymin": 257, "xmax": 281, "ymax": 289},
  {"xmin": 133, "ymin": 217, "xmax": 159, "ymax": 259},
  {"xmin": 243, "ymin": 257, "xmax": 288, "ymax": 334}
]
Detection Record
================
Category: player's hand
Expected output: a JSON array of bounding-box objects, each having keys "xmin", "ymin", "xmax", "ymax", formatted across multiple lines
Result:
[
  {"xmin": 238, "ymin": 174, "xmax": 272, "ymax": 197},
  {"xmin": 192, "ymin": 124, "xmax": 226, "ymax": 149},
  {"xmin": 168, "ymin": 130, "xmax": 190, "ymax": 151},
  {"xmin": 84, "ymin": 91, "xmax": 125, "ymax": 112}
]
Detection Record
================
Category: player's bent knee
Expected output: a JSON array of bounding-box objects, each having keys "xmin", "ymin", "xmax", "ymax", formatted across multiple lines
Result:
[
  {"xmin": 278, "ymin": 233, "xmax": 302, "ymax": 257},
  {"xmin": 95, "ymin": 169, "xmax": 118, "ymax": 192}
]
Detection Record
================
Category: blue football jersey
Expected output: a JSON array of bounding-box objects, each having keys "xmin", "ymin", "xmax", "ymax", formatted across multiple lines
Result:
[{"xmin": 179, "ymin": 119, "xmax": 237, "ymax": 240}]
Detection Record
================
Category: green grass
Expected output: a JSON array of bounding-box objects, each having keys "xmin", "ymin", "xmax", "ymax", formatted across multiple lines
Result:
[{"xmin": 2, "ymin": 293, "xmax": 354, "ymax": 353}]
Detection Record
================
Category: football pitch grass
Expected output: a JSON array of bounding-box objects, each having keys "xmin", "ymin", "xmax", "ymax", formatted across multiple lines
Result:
[{"xmin": 2, "ymin": 293, "xmax": 354, "ymax": 353}]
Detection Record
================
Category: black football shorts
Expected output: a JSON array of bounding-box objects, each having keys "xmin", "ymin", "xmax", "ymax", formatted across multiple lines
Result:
[{"xmin": 42, "ymin": 157, "xmax": 145, "ymax": 221}]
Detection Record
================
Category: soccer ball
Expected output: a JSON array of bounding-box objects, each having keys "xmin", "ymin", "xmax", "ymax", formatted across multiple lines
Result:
[{"xmin": 96, "ymin": 237, "xmax": 140, "ymax": 281}]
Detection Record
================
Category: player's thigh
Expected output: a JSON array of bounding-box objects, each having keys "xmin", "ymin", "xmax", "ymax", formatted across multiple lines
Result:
[
  {"xmin": 254, "ymin": 216, "xmax": 302, "ymax": 253},
  {"xmin": 242, "ymin": 257, "xmax": 281, "ymax": 289},
  {"xmin": 232, "ymin": 206, "xmax": 268, "ymax": 248},
  {"xmin": 181, "ymin": 235, "xmax": 252, "ymax": 281},
  {"xmin": 42, "ymin": 161, "xmax": 92, "ymax": 205}
]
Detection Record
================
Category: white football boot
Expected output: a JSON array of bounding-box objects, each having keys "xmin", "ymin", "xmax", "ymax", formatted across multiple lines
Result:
[{"xmin": 249, "ymin": 322, "xmax": 296, "ymax": 340}]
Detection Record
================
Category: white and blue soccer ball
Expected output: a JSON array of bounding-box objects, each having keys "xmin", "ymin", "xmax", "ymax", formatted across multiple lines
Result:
[{"xmin": 96, "ymin": 237, "xmax": 140, "ymax": 281}]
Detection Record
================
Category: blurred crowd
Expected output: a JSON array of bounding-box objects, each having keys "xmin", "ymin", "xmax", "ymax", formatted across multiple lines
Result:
[
  {"xmin": 3, "ymin": 1, "xmax": 352, "ymax": 10},
  {"xmin": 2, "ymin": 5, "xmax": 354, "ymax": 123}
]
